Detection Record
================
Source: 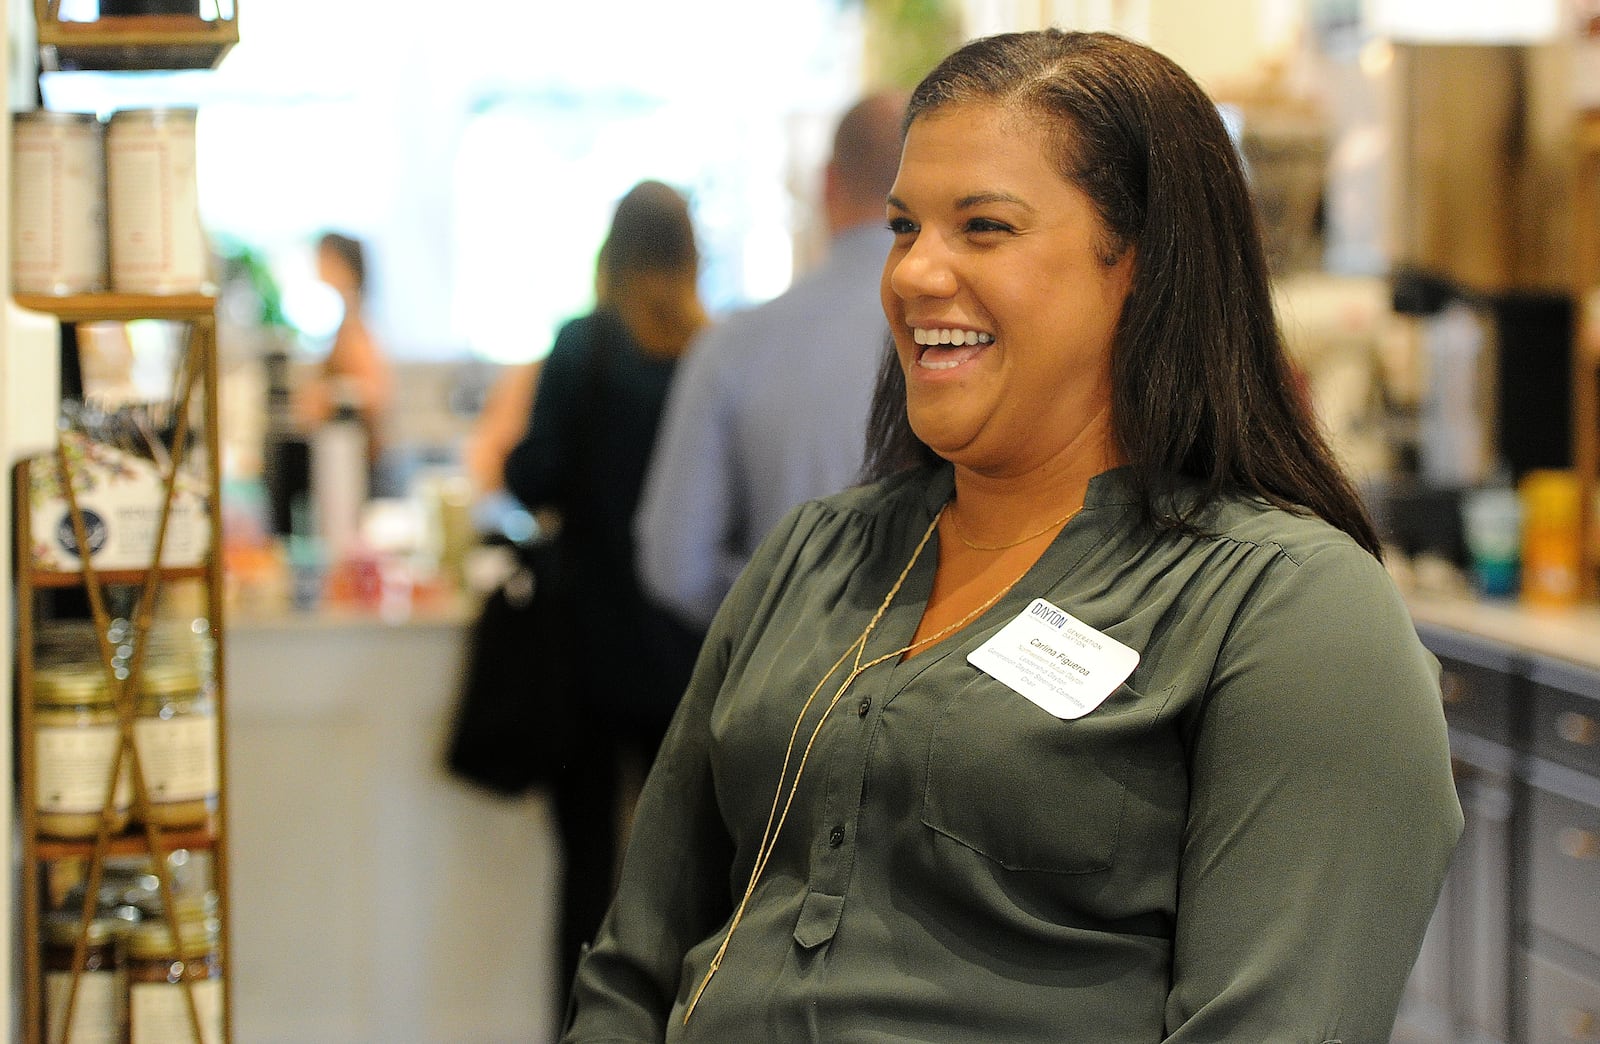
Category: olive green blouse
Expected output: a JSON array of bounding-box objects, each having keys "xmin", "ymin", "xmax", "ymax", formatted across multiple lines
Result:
[{"xmin": 564, "ymin": 465, "xmax": 1463, "ymax": 1043}]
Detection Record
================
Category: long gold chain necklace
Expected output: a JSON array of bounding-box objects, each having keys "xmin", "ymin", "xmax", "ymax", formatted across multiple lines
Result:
[
  {"xmin": 947, "ymin": 501, "xmax": 1084, "ymax": 551},
  {"xmin": 684, "ymin": 501, "xmax": 1049, "ymax": 1023}
]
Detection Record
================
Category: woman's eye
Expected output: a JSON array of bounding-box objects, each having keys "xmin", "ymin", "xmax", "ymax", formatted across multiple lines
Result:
[
  {"xmin": 887, "ymin": 216, "xmax": 917, "ymax": 235},
  {"xmin": 965, "ymin": 217, "xmax": 1013, "ymax": 235}
]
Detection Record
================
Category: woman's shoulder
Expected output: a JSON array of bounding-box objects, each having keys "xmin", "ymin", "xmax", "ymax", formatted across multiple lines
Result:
[
  {"xmin": 538, "ymin": 311, "xmax": 613, "ymax": 370},
  {"xmin": 1200, "ymin": 492, "xmax": 1368, "ymax": 567},
  {"xmin": 802, "ymin": 464, "xmax": 949, "ymax": 528},
  {"xmin": 733, "ymin": 466, "xmax": 947, "ymax": 584}
]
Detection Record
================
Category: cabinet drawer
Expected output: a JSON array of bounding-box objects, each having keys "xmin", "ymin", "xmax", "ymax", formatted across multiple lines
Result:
[
  {"xmin": 1437, "ymin": 654, "xmax": 1516, "ymax": 746},
  {"xmin": 1531, "ymin": 660, "xmax": 1600, "ymax": 778},
  {"xmin": 1530, "ymin": 787, "xmax": 1600, "ymax": 957},
  {"xmin": 1529, "ymin": 953, "xmax": 1600, "ymax": 1042}
]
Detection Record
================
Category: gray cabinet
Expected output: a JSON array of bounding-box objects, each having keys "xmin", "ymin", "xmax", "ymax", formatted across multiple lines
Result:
[{"xmin": 1394, "ymin": 623, "xmax": 1600, "ymax": 1044}]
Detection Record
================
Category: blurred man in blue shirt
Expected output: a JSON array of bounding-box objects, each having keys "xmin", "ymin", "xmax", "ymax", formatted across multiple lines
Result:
[{"xmin": 636, "ymin": 92, "xmax": 907, "ymax": 630}]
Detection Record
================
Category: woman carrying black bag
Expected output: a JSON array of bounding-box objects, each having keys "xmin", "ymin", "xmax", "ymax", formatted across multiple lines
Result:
[
  {"xmin": 445, "ymin": 530, "xmax": 576, "ymax": 796},
  {"xmin": 501, "ymin": 180, "xmax": 709, "ymax": 996}
]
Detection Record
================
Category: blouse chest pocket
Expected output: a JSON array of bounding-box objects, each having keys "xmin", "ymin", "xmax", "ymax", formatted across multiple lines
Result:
[{"xmin": 919, "ymin": 672, "xmax": 1165, "ymax": 875}]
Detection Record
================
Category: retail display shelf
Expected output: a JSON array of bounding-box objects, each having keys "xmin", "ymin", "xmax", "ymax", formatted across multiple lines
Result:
[
  {"xmin": 35, "ymin": 824, "xmax": 218, "ymax": 862},
  {"xmin": 13, "ymin": 7, "xmax": 238, "ymax": 1040},
  {"xmin": 35, "ymin": 13, "xmax": 237, "ymax": 72},
  {"xmin": 27, "ymin": 565, "xmax": 209, "ymax": 589},
  {"xmin": 14, "ymin": 291, "xmax": 218, "ymax": 324}
]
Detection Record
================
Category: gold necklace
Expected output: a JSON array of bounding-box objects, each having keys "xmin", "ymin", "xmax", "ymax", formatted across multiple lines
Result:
[
  {"xmin": 947, "ymin": 501, "xmax": 1083, "ymax": 551},
  {"xmin": 683, "ymin": 502, "xmax": 1037, "ymax": 1023}
]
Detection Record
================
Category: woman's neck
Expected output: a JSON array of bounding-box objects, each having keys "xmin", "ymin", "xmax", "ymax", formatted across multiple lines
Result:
[{"xmin": 946, "ymin": 424, "xmax": 1123, "ymax": 546}]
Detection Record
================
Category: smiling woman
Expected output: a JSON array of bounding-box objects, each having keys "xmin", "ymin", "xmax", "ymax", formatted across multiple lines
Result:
[
  {"xmin": 561, "ymin": 30, "xmax": 1462, "ymax": 1044},
  {"xmin": 881, "ymin": 101, "xmax": 1134, "ymax": 485}
]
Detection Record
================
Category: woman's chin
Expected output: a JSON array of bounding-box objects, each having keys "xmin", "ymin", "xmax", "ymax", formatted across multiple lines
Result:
[{"xmin": 907, "ymin": 414, "xmax": 980, "ymax": 466}]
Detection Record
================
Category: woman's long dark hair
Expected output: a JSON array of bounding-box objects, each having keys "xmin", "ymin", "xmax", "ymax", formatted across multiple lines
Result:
[{"xmin": 864, "ymin": 29, "xmax": 1381, "ymax": 556}]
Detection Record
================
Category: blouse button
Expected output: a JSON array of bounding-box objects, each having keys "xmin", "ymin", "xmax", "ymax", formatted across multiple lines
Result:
[
  {"xmin": 857, "ymin": 697, "xmax": 872, "ymax": 718},
  {"xmin": 828, "ymin": 826, "xmax": 845, "ymax": 848}
]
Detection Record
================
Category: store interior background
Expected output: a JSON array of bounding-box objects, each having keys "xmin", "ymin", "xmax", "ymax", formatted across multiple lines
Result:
[
  {"xmin": 7, "ymin": 0, "xmax": 1598, "ymax": 1042},
  {"xmin": 12, "ymin": 0, "xmax": 1415, "ymax": 515},
  {"xmin": 19, "ymin": 0, "xmax": 1567, "ymax": 533}
]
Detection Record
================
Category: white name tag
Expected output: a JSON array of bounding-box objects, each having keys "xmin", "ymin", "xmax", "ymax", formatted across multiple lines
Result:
[{"xmin": 967, "ymin": 598, "xmax": 1140, "ymax": 719}]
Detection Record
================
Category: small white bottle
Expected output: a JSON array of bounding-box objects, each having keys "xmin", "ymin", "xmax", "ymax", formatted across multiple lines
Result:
[{"xmin": 311, "ymin": 377, "xmax": 368, "ymax": 565}]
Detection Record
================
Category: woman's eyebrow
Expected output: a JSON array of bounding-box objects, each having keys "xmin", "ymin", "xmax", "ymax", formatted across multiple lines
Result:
[
  {"xmin": 956, "ymin": 190, "xmax": 1032, "ymax": 211},
  {"xmin": 886, "ymin": 190, "xmax": 1035, "ymax": 213}
]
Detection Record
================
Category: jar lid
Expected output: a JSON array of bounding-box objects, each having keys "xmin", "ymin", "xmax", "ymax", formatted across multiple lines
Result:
[
  {"xmin": 33, "ymin": 664, "xmax": 113, "ymax": 706},
  {"xmin": 139, "ymin": 659, "xmax": 205, "ymax": 698},
  {"xmin": 108, "ymin": 106, "xmax": 198, "ymax": 126},
  {"xmin": 43, "ymin": 911, "xmax": 119, "ymax": 947},
  {"xmin": 127, "ymin": 913, "xmax": 216, "ymax": 960},
  {"xmin": 13, "ymin": 110, "xmax": 100, "ymax": 129}
]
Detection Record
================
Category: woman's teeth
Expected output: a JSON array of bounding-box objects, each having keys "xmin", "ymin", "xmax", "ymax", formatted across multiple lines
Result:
[
  {"xmin": 912, "ymin": 327, "xmax": 992, "ymax": 371},
  {"xmin": 913, "ymin": 328, "xmax": 993, "ymax": 346}
]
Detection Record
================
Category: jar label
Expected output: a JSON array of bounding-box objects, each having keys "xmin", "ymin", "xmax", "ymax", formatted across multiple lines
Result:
[
  {"xmin": 12, "ymin": 129, "xmax": 106, "ymax": 293},
  {"xmin": 36, "ymin": 725, "xmax": 133, "ymax": 813},
  {"xmin": 130, "ymin": 978, "xmax": 223, "ymax": 1044},
  {"xmin": 134, "ymin": 715, "xmax": 219, "ymax": 803},
  {"xmin": 107, "ymin": 124, "xmax": 207, "ymax": 293},
  {"xmin": 46, "ymin": 969, "xmax": 121, "ymax": 1044}
]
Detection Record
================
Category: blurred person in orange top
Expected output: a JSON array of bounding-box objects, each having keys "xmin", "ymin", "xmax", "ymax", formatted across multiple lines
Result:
[{"xmin": 293, "ymin": 231, "xmax": 395, "ymax": 484}]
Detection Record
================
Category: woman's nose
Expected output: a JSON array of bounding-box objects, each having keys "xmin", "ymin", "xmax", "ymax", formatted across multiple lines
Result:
[{"xmin": 887, "ymin": 235, "xmax": 957, "ymax": 301}]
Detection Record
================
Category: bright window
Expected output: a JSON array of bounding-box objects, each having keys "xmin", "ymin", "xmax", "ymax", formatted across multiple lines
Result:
[{"xmin": 41, "ymin": 1, "xmax": 864, "ymax": 362}]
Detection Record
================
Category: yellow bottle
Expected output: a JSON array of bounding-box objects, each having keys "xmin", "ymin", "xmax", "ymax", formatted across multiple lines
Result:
[{"xmin": 1519, "ymin": 469, "xmax": 1582, "ymax": 608}]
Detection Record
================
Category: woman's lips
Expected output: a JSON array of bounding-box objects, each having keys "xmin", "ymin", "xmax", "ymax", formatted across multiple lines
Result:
[{"xmin": 912, "ymin": 327, "xmax": 993, "ymax": 371}]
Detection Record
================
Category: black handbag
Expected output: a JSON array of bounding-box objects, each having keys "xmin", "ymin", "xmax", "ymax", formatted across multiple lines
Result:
[{"xmin": 444, "ymin": 536, "xmax": 577, "ymax": 795}]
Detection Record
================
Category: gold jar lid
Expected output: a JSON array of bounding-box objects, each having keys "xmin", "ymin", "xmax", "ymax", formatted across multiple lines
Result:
[
  {"xmin": 43, "ymin": 911, "xmax": 119, "ymax": 948},
  {"xmin": 33, "ymin": 664, "xmax": 113, "ymax": 707},
  {"xmin": 127, "ymin": 913, "xmax": 216, "ymax": 961},
  {"xmin": 107, "ymin": 106, "xmax": 198, "ymax": 129},
  {"xmin": 139, "ymin": 659, "xmax": 204, "ymax": 699},
  {"xmin": 13, "ymin": 109, "xmax": 100, "ymax": 130}
]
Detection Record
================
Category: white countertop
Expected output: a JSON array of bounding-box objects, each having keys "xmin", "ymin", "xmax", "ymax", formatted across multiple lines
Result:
[
  {"xmin": 220, "ymin": 590, "xmax": 560, "ymax": 1043},
  {"xmin": 1405, "ymin": 591, "xmax": 1600, "ymax": 671},
  {"xmin": 223, "ymin": 593, "xmax": 476, "ymax": 634}
]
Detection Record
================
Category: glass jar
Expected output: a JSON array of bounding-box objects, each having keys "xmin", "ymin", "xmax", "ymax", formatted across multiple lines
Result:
[
  {"xmin": 133, "ymin": 655, "xmax": 218, "ymax": 829},
  {"xmin": 34, "ymin": 663, "xmax": 132, "ymax": 839},
  {"xmin": 11, "ymin": 109, "xmax": 107, "ymax": 295},
  {"xmin": 127, "ymin": 912, "xmax": 222, "ymax": 1044},
  {"xmin": 43, "ymin": 911, "xmax": 123, "ymax": 1044},
  {"xmin": 106, "ymin": 107, "xmax": 206, "ymax": 294}
]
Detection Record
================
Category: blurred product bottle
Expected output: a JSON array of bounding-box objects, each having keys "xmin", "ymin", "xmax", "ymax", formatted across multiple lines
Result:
[
  {"xmin": 1461, "ymin": 484, "xmax": 1521, "ymax": 598},
  {"xmin": 1419, "ymin": 300, "xmax": 1492, "ymax": 488},
  {"xmin": 311, "ymin": 378, "xmax": 368, "ymax": 567},
  {"xmin": 1519, "ymin": 469, "xmax": 1582, "ymax": 608}
]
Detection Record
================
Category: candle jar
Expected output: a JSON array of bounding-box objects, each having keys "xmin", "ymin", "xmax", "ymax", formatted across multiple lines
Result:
[
  {"xmin": 11, "ymin": 109, "xmax": 107, "ymax": 295},
  {"xmin": 133, "ymin": 655, "xmax": 218, "ymax": 829},
  {"xmin": 43, "ymin": 912, "xmax": 124, "ymax": 1044},
  {"xmin": 105, "ymin": 107, "xmax": 207, "ymax": 294},
  {"xmin": 127, "ymin": 911, "xmax": 222, "ymax": 1044},
  {"xmin": 34, "ymin": 663, "xmax": 132, "ymax": 839}
]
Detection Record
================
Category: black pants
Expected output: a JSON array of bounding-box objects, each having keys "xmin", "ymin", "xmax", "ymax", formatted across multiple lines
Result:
[{"xmin": 550, "ymin": 711, "xmax": 668, "ymax": 997}]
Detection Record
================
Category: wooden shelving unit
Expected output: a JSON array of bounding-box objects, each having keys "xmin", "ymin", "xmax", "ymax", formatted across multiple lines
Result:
[
  {"xmin": 13, "ymin": 292, "xmax": 231, "ymax": 1043},
  {"xmin": 14, "ymin": 5, "xmax": 241, "ymax": 1039},
  {"xmin": 32, "ymin": 4, "xmax": 238, "ymax": 72},
  {"xmin": 1572, "ymin": 112, "xmax": 1600, "ymax": 600}
]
